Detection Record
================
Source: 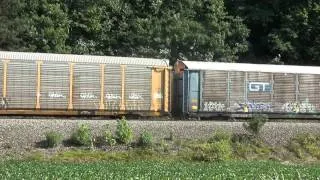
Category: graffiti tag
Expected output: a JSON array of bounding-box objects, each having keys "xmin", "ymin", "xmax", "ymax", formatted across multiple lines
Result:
[
  {"xmin": 203, "ymin": 101, "xmax": 225, "ymax": 112},
  {"xmin": 48, "ymin": 92, "xmax": 66, "ymax": 99},
  {"xmin": 105, "ymin": 94, "xmax": 121, "ymax": 100},
  {"xmin": 282, "ymin": 102, "xmax": 316, "ymax": 113},
  {"xmin": 238, "ymin": 102, "xmax": 272, "ymax": 112},
  {"xmin": 129, "ymin": 93, "xmax": 143, "ymax": 100},
  {"xmin": 1, "ymin": 97, "xmax": 8, "ymax": 109},
  {"xmin": 80, "ymin": 92, "xmax": 97, "ymax": 99}
]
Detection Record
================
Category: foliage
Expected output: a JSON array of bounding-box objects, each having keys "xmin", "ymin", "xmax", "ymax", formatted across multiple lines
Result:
[
  {"xmin": 226, "ymin": 0, "xmax": 320, "ymax": 65},
  {"xmin": 191, "ymin": 140, "xmax": 232, "ymax": 162},
  {"xmin": 45, "ymin": 131, "xmax": 63, "ymax": 148},
  {"xmin": 2, "ymin": 160, "xmax": 319, "ymax": 179},
  {"xmin": 208, "ymin": 129, "xmax": 232, "ymax": 143},
  {"xmin": 288, "ymin": 133, "xmax": 320, "ymax": 159},
  {"xmin": 138, "ymin": 130, "xmax": 153, "ymax": 147},
  {"xmin": 115, "ymin": 116, "xmax": 133, "ymax": 144},
  {"xmin": 70, "ymin": 124, "xmax": 92, "ymax": 146},
  {"xmin": 0, "ymin": 0, "xmax": 249, "ymax": 64},
  {"xmin": 103, "ymin": 124, "xmax": 116, "ymax": 147},
  {"xmin": 243, "ymin": 114, "xmax": 268, "ymax": 136}
]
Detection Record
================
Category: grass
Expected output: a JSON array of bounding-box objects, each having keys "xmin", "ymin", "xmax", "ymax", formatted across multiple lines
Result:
[{"xmin": 0, "ymin": 160, "xmax": 319, "ymax": 179}]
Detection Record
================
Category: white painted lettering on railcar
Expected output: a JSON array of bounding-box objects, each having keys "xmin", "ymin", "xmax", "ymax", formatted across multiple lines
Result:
[
  {"xmin": 80, "ymin": 92, "xmax": 97, "ymax": 99},
  {"xmin": 203, "ymin": 101, "xmax": 225, "ymax": 112},
  {"xmin": 48, "ymin": 92, "xmax": 66, "ymax": 99},
  {"xmin": 248, "ymin": 82, "xmax": 272, "ymax": 92},
  {"xmin": 129, "ymin": 93, "xmax": 143, "ymax": 100},
  {"xmin": 105, "ymin": 94, "xmax": 121, "ymax": 100}
]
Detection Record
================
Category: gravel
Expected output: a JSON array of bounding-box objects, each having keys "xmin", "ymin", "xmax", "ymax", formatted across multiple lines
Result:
[{"xmin": 1, "ymin": 118, "xmax": 320, "ymax": 156}]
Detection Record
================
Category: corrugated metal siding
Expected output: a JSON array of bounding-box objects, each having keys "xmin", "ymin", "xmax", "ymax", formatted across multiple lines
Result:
[
  {"xmin": 273, "ymin": 73, "xmax": 296, "ymax": 112},
  {"xmin": 201, "ymin": 71, "xmax": 227, "ymax": 112},
  {"xmin": 40, "ymin": 63, "xmax": 69, "ymax": 109},
  {"xmin": 247, "ymin": 72, "xmax": 272, "ymax": 102},
  {"xmin": 125, "ymin": 65, "xmax": 151, "ymax": 110},
  {"xmin": 297, "ymin": 74, "xmax": 320, "ymax": 113},
  {"xmin": 0, "ymin": 62, "xmax": 2, "ymax": 98},
  {"xmin": 105, "ymin": 65, "xmax": 122, "ymax": 110},
  {"xmin": 73, "ymin": 64, "xmax": 100, "ymax": 110},
  {"xmin": 7, "ymin": 60, "xmax": 36, "ymax": 108},
  {"xmin": 229, "ymin": 72, "xmax": 245, "ymax": 112}
]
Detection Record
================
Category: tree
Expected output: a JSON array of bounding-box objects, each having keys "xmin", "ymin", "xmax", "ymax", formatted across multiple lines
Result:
[
  {"xmin": 0, "ymin": 0, "xmax": 70, "ymax": 53},
  {"xmin": 225, "ymin": 0, "xmax": 320, "ymax": 65},
  {"xmin": 268, "ymin": 2, "xmax": 320, "ymax": 65}
]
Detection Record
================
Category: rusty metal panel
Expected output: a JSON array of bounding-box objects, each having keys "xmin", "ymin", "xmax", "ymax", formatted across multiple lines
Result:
[
  {"xmin": 201, "ymin": 71, "xmax": 227, "ymax": 112},
  {"xmin": 105, "ymin": 65, "xmax": 122, "ymax": 110},
  {"xmin": 125, "ymin": 65, "xmax": 151, "ymax": 111},
  {"xmin": 73, "ymin": 64, "xmax": 100, "ymax": 110},
  {"xmin": 6, "ymin": 60, "xmax": 36, "ymax": 108},
  {"xmin": 40, "ymin": 62, "xmax": 69, "ymax": 109},
  {"xmin": 273, "ymin": 73, "xmax": 296, "ymax": 112},
  {"xmin": 229, "ymin": 71, "xmax": 245, "ymax": 112}
]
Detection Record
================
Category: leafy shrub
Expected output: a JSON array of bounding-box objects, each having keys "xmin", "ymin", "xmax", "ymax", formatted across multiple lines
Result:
[
  {"xmin": 45, "ymin": 131, "xmax": 63, "ymax": 148},
  {"xmin": 103, "ymin": 124, "xmax": 116, "ymax": 147},
  {"xmin": 210, "ymin": 140, "xmax": 232, "ymax": 161},
  {"xmin": 115, "ymin": 116, "xmax": 133, "ymax": 144},
  {"xmin": 138, "ymin": 130, "xmax": 153, "ymax": 147},
  {"xmin": 243, "ymin": 114, "xmax": 268, "ymax": 136},
  {"xmin": 208, "ymin": 130, "xmax": 232, "ymax": 143},
  {"xmin": 70, "ymin": 124, "xmax": 92, "ymax": 146},
  {"xmin": 288, "ymin": 133, "xmax": 320, "ymax": 159},
  {"xmin": 233, "ymin": 142, "xmax": 252, "ymax": 159},
  {"xmin": 192, "ymin": 141, "xmax": 232, "ymax": 162}
]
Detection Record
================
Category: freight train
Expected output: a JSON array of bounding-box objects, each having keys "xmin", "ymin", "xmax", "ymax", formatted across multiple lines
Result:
[{"xmin": 0, "ymin": 51, "xmax": 319, "ymax": 119}]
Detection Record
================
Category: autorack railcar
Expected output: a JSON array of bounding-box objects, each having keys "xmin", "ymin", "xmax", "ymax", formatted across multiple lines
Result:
[
  {"xmin": 0, "ymin": 51, "xmax": 171, "ymax": 116},
  {"xmin": 174, "ymin": 60, "xmax": 320, "ymax": 118}
]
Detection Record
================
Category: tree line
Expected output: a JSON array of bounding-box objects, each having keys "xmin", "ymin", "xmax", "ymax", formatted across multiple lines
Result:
[{"xmin": 0, "ymin": 0, "xmax": 319, "ymax": 65}]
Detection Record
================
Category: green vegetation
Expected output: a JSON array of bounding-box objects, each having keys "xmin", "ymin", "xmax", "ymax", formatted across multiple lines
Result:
[
  {"xmin": 0, "ymin": 160, "xmax": 319, "ymax": 179},
  {"xmin": 70, "ymin": 124, "xmax": 92, "ymax": 146},
  {"xmin": 115, "ymin": 117, "xmax": 133, "ymax": 145},
  {"xmin": 243, "ymin": 114, "xmax": 268, "ymax": 136},
  {"xmin": 138, "ymin": 130, "xmax": 153, "ymax": 147},
  {"xmin": 102, "ymin": 124, "xmax": 116, "ymax": 147},
  {"xmin": 288, "ymin": 133, "xmax": 320, "ymax": 159},
  {"xmin": 45, "ymin": 131, "xmax": 63, "ymax": 148}
]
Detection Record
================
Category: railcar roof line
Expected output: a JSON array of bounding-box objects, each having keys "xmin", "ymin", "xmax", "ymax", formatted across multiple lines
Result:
[
  {"xmin": 0, "ymin": 51, "xmax": 169, "ymax": 67},
  {"xmin": 180, "ymin": 60, "xmax": 320, "ymax": 75}
]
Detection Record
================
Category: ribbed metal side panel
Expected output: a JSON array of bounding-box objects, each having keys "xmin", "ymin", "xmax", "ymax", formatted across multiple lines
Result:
[
  {"xmin": 0, "ymin": 63, "xmax": 2, "ymax": 98},
  {"xmin": 40, "ymin": 63, "xmax": 69, "ymax": 109},
  {"xmin": 229, "ymin": 72, "xmax": 245, "ymax": 112},
  {"xmin": 299, "ymin": 74, "xmax": 320, "ymax": 103},
  {"xmin": 125, "ymin": 65, "xmax": 151, "ymax": 111},
  {"xmin": 273, "ymin": 73, "xmax": 295, "ymax": 112},
  {"xmin": 7, "ymin": 61, "xmax": 36, "ymax": 108},
  {"xmin": 73, "ymin": 64, "xmax": 100, "ymax": 110},
  {"xmin": 105, "ymin": 65, "xmax": 121, "ymax": 110},
  {"xmin": 247, "ymin": 72, "xmax": 272, "ymax": 102},
  {"xmin": 201, "ymin": 71, "xmax": 227, "ymax": 112},
  {"xmin": 298, "ymin": 74, "xmax": 320, "ymax": 112}
]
